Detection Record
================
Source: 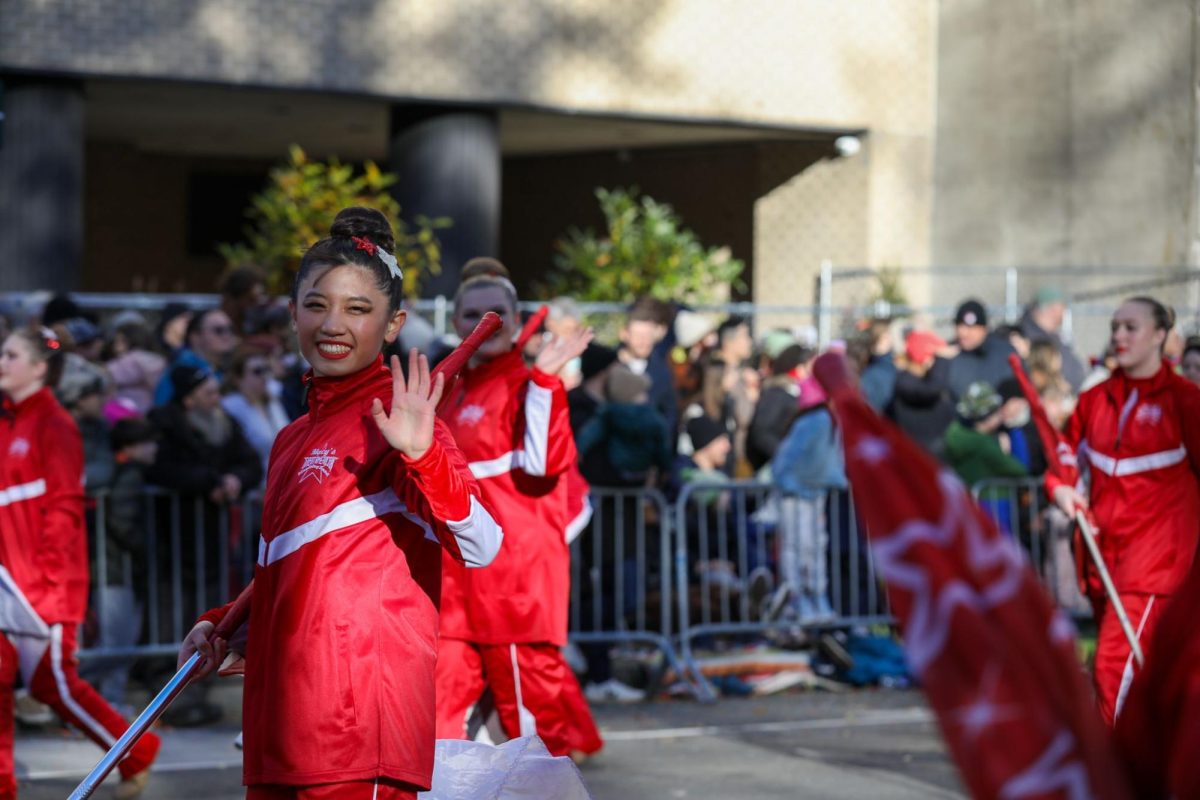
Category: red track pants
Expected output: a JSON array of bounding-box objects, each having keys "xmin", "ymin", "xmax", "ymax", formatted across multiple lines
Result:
[
  {"xmin": 0, "ymin": 624, "xmax": 160, "ymax": 799},
  {"xmin": 1094, "ymin": 591, "xmax": 1167, "ymax": 726},
  {"xmin": 246, "ymin": 778, "xmax": 418, "ymax": 799},
  {"xmin": 435, "ymin": 638, "xmax": 572, "ymax": 756}
]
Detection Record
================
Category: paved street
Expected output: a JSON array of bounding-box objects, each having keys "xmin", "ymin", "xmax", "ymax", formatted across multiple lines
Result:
[{"xmin": 16, "ymin": 688, "xmax": 961, "ymax": 799}]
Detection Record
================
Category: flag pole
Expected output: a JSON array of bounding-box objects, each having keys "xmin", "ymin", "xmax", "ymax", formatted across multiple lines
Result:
[
  {"xmin": 67, "ymin": 584, "xmax": 253, "ymax": 799},
  {"xmin": 69, "ymin": 313, "xmax": 505, "ymax": 799},
  {"xmin": 1075, "ymin": 511, "xmax": 1144, "ymax": 667},
  {"xmin": 1005, "ymin": 354, "xmax": 1144, "ymax": 666}
]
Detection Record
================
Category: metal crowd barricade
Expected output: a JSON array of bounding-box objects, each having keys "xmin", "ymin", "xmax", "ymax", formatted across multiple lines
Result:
[
  {"xmin": 673, "ymin": 481, "xmax": 892, "ymax": 701},
  {"xmin": 568, "ymin": 487, "xmax": 695, "ymax": 696},
  {"xmin": 79, "ymin": 487, "xmax": 263, "ymax": 663},
  {"xmin": 971, "ymin": 476, "xmax": 1092, "ymax": 617}
]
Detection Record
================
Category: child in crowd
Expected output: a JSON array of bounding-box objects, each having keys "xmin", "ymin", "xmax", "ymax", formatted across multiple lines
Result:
[
  {"xmin": 575, "ymin": 364, "xmax": 672, "ymax": 488},
  {"xmin": 770, "ymin": 376, "xmax": 846, "ymax": 622}
]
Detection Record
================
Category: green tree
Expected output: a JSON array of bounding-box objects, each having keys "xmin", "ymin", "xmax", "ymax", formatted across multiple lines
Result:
[
  {"xmin": 218, "ymin": 145, "xmax": 449, "ymax": 296},
  {"xmin": 539, "ymin": 187, "xmax": 745, "ymax": 304}
]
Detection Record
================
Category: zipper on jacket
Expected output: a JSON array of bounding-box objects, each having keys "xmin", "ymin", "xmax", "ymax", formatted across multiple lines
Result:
[{"xmin": 1114, "ymin": 388, "xmax": 1138, "ymax": 453}]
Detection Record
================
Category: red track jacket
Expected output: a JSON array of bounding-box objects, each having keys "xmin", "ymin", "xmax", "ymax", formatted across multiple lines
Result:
[
  {"xmin": 0, "ymin": 388, "xmax": 88, "ymax": 625},
  {"xmin": 439, "ymin": 348, "xmax": 576, "ymax": 646},
  {"xmin": 201, "ymin": 357, "xmax": 502, "ymax": 789},
  {"xmin": 1047, "ymin": 363, "xmax": 1200, "ymax": 594}
]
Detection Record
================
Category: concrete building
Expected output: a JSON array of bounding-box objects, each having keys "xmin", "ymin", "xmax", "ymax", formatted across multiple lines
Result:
[
  {"xmin": 0, "ymin": 1, "xmax": 933, "ymax": 308},
  {"xmin": 0, "ymin": 0, "xmax": 1193, "ymax": 354}
]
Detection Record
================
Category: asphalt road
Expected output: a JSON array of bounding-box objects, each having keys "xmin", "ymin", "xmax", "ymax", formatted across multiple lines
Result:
[{"xmin": 18, "ymin": 689, "xmax": 962, "ymax": 799}]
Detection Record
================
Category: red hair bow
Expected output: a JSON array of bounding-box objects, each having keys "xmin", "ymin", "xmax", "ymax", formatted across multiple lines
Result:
[{"xmin": 351, "ymin": 236, "xmax": 377, "ymax": 257}]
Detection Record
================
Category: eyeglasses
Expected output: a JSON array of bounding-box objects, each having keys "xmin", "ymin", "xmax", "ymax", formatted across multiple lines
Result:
[
  {"xmin": 249, "ymin": 366, "xmax": 272, "ymax": 376},
  {"xmin": 206, "ymin": 325, "xmax": 235, "ymax": 336}
]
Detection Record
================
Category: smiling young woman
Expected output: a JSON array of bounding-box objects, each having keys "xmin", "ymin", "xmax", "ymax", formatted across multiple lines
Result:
[
  {"xmin": 178, "ymin": 207, "xmax": 502, "ymax": 800},
  {"xmin": 0, "ymin": 327, "xmax": 161, "ymax": 799},
  {"xmin": 1048, "ymin": 296, "xmax": 1200, "ymax": 726},
  {"xmin": 433, "ymin": 258, "xmax": 599, "ymax": 760}
]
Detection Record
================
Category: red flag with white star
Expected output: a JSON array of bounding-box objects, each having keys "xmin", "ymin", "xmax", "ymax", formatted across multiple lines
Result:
[{"xmin": 812, "ymin": 353, "xmax": 1131, "ymax": 800}]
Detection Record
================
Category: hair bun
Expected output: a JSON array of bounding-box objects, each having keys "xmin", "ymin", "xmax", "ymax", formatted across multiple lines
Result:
[
  {"xmin": 330, "ymin": 206, "xmax": 395, "ymax": 252},
  {"xmin": 460, "ymin": 256, "xmax": 511, "ymax": 282}
]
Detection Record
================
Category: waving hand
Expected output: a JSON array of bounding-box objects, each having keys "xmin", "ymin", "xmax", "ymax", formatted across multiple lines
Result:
[{"xmin": 372, "ymin": 349, "xmax": 445, "ymax": 460}]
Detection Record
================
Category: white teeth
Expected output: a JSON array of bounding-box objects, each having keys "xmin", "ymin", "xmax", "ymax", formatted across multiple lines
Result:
[{"xmin": 318, "ymin": 343, "xmax": 350, "ymax": 355}]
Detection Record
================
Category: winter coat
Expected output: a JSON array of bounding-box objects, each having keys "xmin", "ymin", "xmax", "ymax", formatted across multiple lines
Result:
[
  {"xmin": 199, "ymin": 355, "xmax": 501, "ymax": 789},
  {"xmin": 1045, "ymin": 363, "xmax": 1200, "ymax": 594},
  {"xmin": 576, "ymin": 402, "xmax": 672, "ymax": 483},
  {"xmin": 860, "ymin": 352, "xmax": 898, "ymax": 412},
  {"xmin": 946, "ymin": 334, "xmax": 1018, "ymax": 400},
  {"xmin": 0, "ymin": 388, "xmax": 89, "ymax": 624},
  {"xmin": 221, "ymin": 392, "xmax": 290, "ymax": 481},
  {"xmin": 438, "ymin": 348, "xmax": 577, "ymax": 646},
  {"xmin": 1018, "ymin": 311, "xmax": 1086, "ymax": 392},
  {"xmin": 887, "ymin": 359, "xmax": 956, "ymax": 461},
  {"xmin": 107, "ymin": 349, "xmax": 167, "ymax": 414},
  {"xmin": 147, "ymin": 404, "xmax": 263, "ymax": 499},
  {"xmin": 745, "ymin": 376, "xmax": 800, "ymax": 471},
  {"xmin": 771, "ymin": 406, "xmax": 848, "ymax": 499},
  {"xmin": 943, "ymin": 420, "xmax": 1027, "ymax": 489}
]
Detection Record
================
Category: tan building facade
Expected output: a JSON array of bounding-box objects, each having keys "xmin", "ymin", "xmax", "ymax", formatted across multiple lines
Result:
[{"xmin": 0, "ymin": 0, "xmax": 937, "ymax": 314}]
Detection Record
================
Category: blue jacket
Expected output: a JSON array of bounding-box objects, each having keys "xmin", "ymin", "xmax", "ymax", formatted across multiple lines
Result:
[
  {"xmin": 153, "ymin": 348, "xmax": 214, "ymax": 406},
  {"xmin": 771, "ymin": 406, "xmax": 847, "ymax": 499}
]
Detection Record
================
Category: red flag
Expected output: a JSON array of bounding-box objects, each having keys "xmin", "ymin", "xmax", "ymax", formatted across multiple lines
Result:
[
  {"xmin": 1007, "ymin": 355, "xmax": 1101, "ymax": 606},
  {"xmin": 813, "ymin": 353, "xmax": 1131, "ymax": 800},
  {"xmin": 516, "ymin": 304, "xmax": 550, "ymax": 350},
  {"xmin": 1007, "ymin": 354, "xmax": 1078, "ymax": 485},
  {"xmin": 1112, "ymin": 555, "xmax": 1200, "ymax": 798}
]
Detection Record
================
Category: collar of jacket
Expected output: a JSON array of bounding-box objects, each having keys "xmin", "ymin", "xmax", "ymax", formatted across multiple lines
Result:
[
  {"xmin": 304, "ymin": 354, "xmax": 391, "ymax": 418},
  {"xmin": 463, "ymin": 346, "xmax": 524, "ymax": 386},
  {"xmin": 1104, "ymin": 359, "xmax": 1175, "ymax": 404},
  {"xmin": 3, "ymin": 386, "xmax": 58, "ymax": 419}
]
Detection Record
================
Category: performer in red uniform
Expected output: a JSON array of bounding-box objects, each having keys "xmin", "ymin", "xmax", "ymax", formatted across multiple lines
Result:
[
  {"xmin": 1048, "ymin": 296, "xmax": 1200, "ymax": 725},
  {"xmin": 434, "ymin": 260, "xmax": 592, "ymax": 756},
  {"xmin": 0, "ymin": 327, "xmax": 160, "ymax": 799},
  {"xmin": 179, "ymin": 208, "xmax": 503, "ymax": 800}
]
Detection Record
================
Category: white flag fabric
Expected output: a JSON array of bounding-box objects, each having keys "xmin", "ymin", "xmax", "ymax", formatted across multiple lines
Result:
[
  {"xmin": 421, "ymin": 736, "xmax": 592, "ymax": 800},
  {"xmin": 0, "ymin": 566, "xmax": 48, "ymax": 638}
]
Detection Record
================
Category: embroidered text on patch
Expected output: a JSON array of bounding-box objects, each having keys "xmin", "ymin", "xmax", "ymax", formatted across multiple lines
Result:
[
  {"xmin": 456, "ymin": 404, "xmax": 486, "ymax": 427},
  {"xmin": 299, "ymin": 445, "xmax": 338, "ymax": 484},
  {"xmin": 1134, "ymin": 404, "xmax": 1162, "ymax": 426}
]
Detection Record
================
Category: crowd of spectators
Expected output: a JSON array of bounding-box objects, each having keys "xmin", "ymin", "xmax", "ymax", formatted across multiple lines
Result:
[{"xmin": 7, "ymin": 274, "xmax": 1200, "ymax": 710}]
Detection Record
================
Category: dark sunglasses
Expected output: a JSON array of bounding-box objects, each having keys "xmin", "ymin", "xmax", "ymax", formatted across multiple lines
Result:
[{"xmin": 248, "ymin": 365, "xmax": 272, "ymax": 376}]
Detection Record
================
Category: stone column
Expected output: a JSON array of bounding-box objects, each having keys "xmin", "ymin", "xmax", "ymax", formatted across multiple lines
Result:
[
  {"xmin": 0, "ymin": 77, "xmax": 85, "ymax": 292},
  {"xmin": 389, "ymin": 106, "xmax": 500, "ymax": 300}
]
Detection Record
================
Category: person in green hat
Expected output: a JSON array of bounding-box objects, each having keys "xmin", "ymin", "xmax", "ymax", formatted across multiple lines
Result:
[
  {"xmin": 1019, "ymin": 286, "xmax": 1086, "ymax": 392},
  {"xmin": 943, "ymin": 380, "xmax": 1028, "ymax": 489}
]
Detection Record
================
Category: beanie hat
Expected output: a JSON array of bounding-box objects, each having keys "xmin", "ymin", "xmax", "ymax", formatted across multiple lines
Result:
[
  {"xmin": 110, "ymin": 417, "xmax": 159, "ymax": 451},
  {"xmin": 686, "ymin": 415, "xmax": 727, "ymax": 453},
  {"xmin": 761, "ymin": 329, "xmax": 797, "ymax": 361},
  {"xmin": 796, "ymin": 376, "xmax": 828, "ymax": 411},
  {"xmin": 580, "ymin": 343, "xmax": 618, "ymax": 382},
  {"xmin": 169, "ymin": 364, "xmax": 211, "ymax": 404},
  {"xmin": 605, "ymin": 365, "xmax": 651, "ymax": 404},
  {"xmin": 905, "ymin": 330, "xmax": 946, "ymax": 365},
  {"xmin": 956, "ymin": 381, "xmax": 1002, "ymax": 422},
  {"xmin": 56, "ymin": 354, "xmax": 108, "ymax": 407},
  {"xmin": 61, "ymin": 317, "xmax": 102, "ymax": 348},
  {"xmin": 954, "ymin": 299, "xmax": 988, "ymax": 328},
  {"xmin": 674, "ymin": 311, "xmax": 717, "ymax": 350}
]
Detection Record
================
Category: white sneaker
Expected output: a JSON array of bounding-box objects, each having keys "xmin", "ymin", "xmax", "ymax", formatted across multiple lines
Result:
[
  {"xmin": 233, "ymin": 731, "xmax": 243, "ymax": 750},
  {"xmin": 584, "ymin": 678, "xmax": 645, "ymax": 704}
]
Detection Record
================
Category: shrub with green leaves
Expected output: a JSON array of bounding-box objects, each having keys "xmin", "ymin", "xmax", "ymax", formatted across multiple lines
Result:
[
  {"xmin": 539, "ymin": 187, "xmax": 745, "ymax": 305},
  {"xmin": 218, "ymin": 145, "xmax": 449, "ymax": 296}
]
